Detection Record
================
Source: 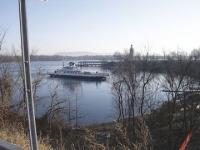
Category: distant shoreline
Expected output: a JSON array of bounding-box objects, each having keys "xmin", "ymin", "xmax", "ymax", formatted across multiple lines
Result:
[{"xmin": 0, "ymin": 55, "xmax": 113, "ymax": 62}]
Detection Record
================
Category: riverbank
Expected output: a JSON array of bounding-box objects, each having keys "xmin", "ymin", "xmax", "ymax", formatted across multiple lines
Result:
[
  {"xmin": 2, "ymin": 92, "xmax": 200, "ymax": 150},
  {"xmin": 0, "ymin": 111, "xmax": 52, "ymax": 150}
]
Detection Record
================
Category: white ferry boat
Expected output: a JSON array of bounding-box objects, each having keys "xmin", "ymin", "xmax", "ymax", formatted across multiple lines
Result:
[{"xmin": 49, "ymin": 65, "xmax": 109, "ymax": 81}]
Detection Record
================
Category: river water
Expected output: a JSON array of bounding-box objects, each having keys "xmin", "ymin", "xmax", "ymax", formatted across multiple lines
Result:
[
  {"xmin": 9, "ymin": 61, "xmax": 114, "ymax": 125},
  {"xmin": 8, "ymin": 61, "xmax": 166, "ymax": 125}
]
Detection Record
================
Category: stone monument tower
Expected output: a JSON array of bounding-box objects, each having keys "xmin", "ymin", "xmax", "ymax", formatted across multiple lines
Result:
[{"xmin": 129, "ymin": 44, "xmax": 134, "ymax": 60}]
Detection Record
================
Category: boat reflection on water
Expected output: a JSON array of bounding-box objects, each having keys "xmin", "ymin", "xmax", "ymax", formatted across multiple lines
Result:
[
  {"xmin": 43, "ymin": 77, "xmax": 110, "ymax": 125},
  {"xmin": 48, "ymin": 77, "xmax": 104, "ymax": 93}
]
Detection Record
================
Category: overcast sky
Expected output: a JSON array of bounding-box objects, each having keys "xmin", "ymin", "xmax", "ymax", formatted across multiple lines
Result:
[{"xmin": 1, "ymin": 0, "xmax": 200, "ymax": 55}]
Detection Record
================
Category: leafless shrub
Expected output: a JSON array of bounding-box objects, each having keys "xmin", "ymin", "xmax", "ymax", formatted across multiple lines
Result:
[{"xmin": 112, "ymin": 52, "xmax": 154, "ymax": 126}]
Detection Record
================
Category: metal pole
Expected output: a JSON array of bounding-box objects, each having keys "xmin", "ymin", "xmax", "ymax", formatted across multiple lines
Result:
[{"xmin": 18, "ymin": 0, "xmax": 38, "ymax": 150}]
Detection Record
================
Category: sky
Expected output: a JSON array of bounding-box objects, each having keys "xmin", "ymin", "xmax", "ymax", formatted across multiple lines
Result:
[{"xmin": 1, "ymin": 0, "xmax": 200, "ymax": 55}]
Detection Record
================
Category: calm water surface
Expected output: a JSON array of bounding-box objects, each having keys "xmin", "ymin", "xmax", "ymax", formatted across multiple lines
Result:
[
  {"xmin": 31, "ymin": 61, "xmax": 114, "ymax": 125},
  {"xmin": 9, "ymin": 61, "xmax": 166, "ymax": 125}
]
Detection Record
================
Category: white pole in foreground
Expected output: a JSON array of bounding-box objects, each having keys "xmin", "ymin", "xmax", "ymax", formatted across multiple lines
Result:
[{"xmin": 18, "ymin": 0, "xmax": 38, "ymax": 150}]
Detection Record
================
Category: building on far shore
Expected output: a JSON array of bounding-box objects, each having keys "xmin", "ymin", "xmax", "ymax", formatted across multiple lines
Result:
[{"xmin": 129, "ymin": 44, "xmax": 134, "ymax": 60}]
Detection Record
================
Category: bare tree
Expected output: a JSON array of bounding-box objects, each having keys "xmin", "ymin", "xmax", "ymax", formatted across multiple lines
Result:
[
  {"xmin": 161, "ymin": 51, "xmax": 194, "ymax": 149},
  {"xmin": 0, "ymin": 30, "xmax": 6, "ymax": 52},
  {"xmin": 112, "ymin": 51, "xmax": 155, "ymax": 143},
  {"xmin": 137, "ymin": 53, "xmax": 154, "ymax": 116}
]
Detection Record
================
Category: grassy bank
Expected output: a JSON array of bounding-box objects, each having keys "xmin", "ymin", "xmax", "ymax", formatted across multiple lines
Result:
[
  {"xmin": 2, "ymin": 97, "xmax": 200, "ymax": 150},
  {"xmin": 0, "ymin": 114, "xmax": 52, "ymax": 150}
]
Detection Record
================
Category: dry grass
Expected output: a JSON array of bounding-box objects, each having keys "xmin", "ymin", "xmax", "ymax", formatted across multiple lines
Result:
[
  {"xmin": 0, "ymin": 121, "xmax": 52, "ymax": 150},
  {"xmin": 0, "ymin": 129, "xmax": 53, "ymax": 150}
]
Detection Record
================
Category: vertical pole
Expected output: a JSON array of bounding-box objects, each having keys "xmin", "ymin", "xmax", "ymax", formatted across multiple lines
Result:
[
  {"xmin": 18, "ymin": 0, "xmax": 38, "ymax": 150},
  {"xmin": 75, "ymin": 94, "xmax": 78, "ymax": 128}
]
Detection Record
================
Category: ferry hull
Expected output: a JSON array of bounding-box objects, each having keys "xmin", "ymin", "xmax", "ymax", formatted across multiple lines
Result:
[{"xmin": 49, "ymin": 73, "xmax": 106, "ymax": 81}]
